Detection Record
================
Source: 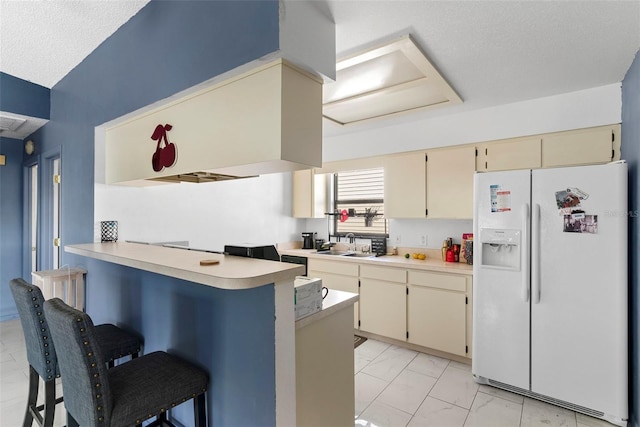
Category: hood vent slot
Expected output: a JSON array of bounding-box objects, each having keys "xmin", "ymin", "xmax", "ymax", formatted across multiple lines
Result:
[{"xmin": 149, "ymin": 171, "xmax": 256, "ymax": 184}]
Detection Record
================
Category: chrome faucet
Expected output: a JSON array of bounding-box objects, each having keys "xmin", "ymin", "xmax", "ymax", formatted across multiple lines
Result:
[{"xmin": 345, "ymin": 233, "xmax": 356, "ymax": 251}]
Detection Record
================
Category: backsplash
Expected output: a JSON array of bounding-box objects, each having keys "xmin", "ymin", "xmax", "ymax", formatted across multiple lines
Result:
[{"xmin": 303, "ymin": 217, "xmax": 472, "ymax": 250}]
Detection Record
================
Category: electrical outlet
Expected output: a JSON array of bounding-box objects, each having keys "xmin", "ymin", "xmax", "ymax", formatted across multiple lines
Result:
[
  {"xmin": 420, "ymin": 235, "xmax": 428, "ymax": 246},
  {"xmin": 395, "ymin": 234, "xmax": 402, "ymax": 244}
]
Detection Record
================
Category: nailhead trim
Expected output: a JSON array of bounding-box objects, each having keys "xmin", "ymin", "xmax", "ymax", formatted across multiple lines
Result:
[{"xmin": 76, "ymin": 315, "xmax": 107, "ymax": 424}]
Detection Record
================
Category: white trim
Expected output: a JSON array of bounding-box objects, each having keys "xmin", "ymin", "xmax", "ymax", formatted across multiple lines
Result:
[{"xmin": 274, "ymin": 279, "xmax": 296, "ymax": 426}]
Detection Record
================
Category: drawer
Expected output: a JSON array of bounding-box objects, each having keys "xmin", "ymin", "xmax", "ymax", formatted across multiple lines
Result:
[
  {"xmin": 307, "ymin": 259, "xmax": 359, "ymax": 276},
  {"xmin": 360, "ymin": 265, "xmax": 406, "ymax": 283},
  {"xmin": 408, "ymin": 270, "xmax": 466, "ymax": 292}
]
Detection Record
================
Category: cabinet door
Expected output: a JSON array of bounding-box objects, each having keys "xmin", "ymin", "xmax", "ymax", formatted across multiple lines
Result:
[
  {"xmin": 426, "ymin": 146, "xmax": 475, "ymax": 219},
  {"xmin": 408, "ymin": 286, "xmax": 466, "ymax": 356},
  {"xmin": 293, "ymin": 169, "xmax": 327, "ymax": 218},
  {"xmin": 359, "ymin": 278, "xmax": 406, "ymax": 341},
  {"xmin": 308, "ymin": 270, "xmax": 359, "ymax": 328},
  {"xmin": 480, "ymin": 137, "xmax": 542, "ymax": 171},
  {"xmin": 384, "ymin": 152, "xmax": 427, "ymax": 218},
  {"xmin": 542, "ymin": 125, "xmax": 616, "ymax": 168}
]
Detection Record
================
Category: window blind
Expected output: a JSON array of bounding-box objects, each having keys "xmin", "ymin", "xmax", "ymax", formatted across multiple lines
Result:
[{"xmin": 335, "ymin": 168, "xmax": 387, "ymax": 235}]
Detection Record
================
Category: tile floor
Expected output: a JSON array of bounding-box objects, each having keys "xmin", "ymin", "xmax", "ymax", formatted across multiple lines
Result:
[
  {"xmin": 354, "ymin": 339, "xmax": 617, "ymax": 427},
  {"xmin": 0, "ymin": 318, "xmax": 618, "ymax": 427}
]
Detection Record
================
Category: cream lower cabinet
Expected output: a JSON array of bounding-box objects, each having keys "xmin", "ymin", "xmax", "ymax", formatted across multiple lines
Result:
[
  {"xmin": 358, "ymin": 265, "xmax": 407, "ymax": 341},
  {"xmin": 407, "ymin": 270, "xmax": 472, "ymax": 358},
  {"xmin": 308, "ymin": 259, "xmax": 359, "ymax": 328}
]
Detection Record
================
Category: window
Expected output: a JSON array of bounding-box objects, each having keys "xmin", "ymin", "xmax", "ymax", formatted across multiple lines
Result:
[{"xmin": 333, "ymin": 168, "xmax": 388, "ymax": 236}]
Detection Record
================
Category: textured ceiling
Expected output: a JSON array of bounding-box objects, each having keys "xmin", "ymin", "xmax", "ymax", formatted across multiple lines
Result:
[
  {"xmin": 0, "ymin": 0, "xmax": 150, "ymax": 89},
  {"xmin": 0, "ymin": 0, "xmax": 639, "ymax": 139}
]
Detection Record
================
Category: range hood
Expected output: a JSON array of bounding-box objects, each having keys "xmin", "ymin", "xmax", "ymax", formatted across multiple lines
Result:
[{"xmin": 104, "ymin": 59, "xmax": 323, "ymax": 186}]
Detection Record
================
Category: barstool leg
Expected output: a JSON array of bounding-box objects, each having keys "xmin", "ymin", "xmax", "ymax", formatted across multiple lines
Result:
[
  {"xmin": 194, "ymin": 393, "xmax": 206, "ymax": 427},
  {"xmin": 23, "ymin": 366, "xmax": 39, "ymax": 427},
  {"xmin": 42, "ymin": 379, "xmax": 56, "ymax": 427}
]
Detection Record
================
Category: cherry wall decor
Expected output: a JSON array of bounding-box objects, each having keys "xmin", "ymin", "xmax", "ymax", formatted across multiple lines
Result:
[{"xmin": 151, "ymin": 124, "xmax": 177, "ymax": 172}]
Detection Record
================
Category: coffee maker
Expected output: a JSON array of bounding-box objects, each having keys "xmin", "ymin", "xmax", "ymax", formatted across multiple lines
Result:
[{"xmin": 301, "ymin": 232, "xmax": 316, "ymax": 249}]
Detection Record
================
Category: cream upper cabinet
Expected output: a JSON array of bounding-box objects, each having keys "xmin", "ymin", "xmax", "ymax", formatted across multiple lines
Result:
[
  {"xmin": 308, "ymin": 259, "xmax": 359, "ymax": 328},
  {"xmin": 384, "ymin": 152, "xmax": 427, "ymax": 218},
  {"xmin": 292, "ymin": 169, "xmax": 327, "ymax": 218},
  {"xmin": 359, "ymin": 265, "xmax": 407, "ymax": 341},
  {"xmin": 407, "ymin": 270, "xmax": 471, "ymax": 357},
  {"xmin": 477, "ymin": 137, "xmax": 542, "ymax": 172},
  {"xmin": 426, "ymin": 146, "xmax": 476, "ymax": 219},
  {"xmin": 541, "ymin": 124, "xmax": 619, "ymax": 168}
]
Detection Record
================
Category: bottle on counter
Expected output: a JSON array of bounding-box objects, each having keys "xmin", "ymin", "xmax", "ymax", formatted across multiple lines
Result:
[
  {"xmin": 453, "ymin": 244, "xmax": 460, "ymax": 262},
  {"xmin": 441, "ymin": 240, "xmax": 449, "ymax": 261},
  {"xmin": 446, "ymin": 247, "xmax": 455, "ymax": 262}
]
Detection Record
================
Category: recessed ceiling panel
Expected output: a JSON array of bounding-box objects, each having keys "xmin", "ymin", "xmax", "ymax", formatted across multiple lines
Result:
[
  {"xmin": 324, "ymin": 78, "xmax": 451, "ymax": 125},
  {"xmin": 323, "ymin": 35, "xmax": 462, "ymax": 126}
]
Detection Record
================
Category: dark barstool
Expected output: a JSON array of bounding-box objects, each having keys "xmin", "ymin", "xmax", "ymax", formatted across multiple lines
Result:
[
  {"xmin": 10, "ymin": 278, "xmax": 142, "ymax": 427},
  {"xmin": 44, "ymin": 297, "xmax": 208, "ymax": 427}
]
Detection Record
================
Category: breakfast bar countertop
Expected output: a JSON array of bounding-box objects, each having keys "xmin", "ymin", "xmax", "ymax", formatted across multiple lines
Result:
[{"xmin": 66, "ymin": 242, "xmax": 304, "ymax": 290}]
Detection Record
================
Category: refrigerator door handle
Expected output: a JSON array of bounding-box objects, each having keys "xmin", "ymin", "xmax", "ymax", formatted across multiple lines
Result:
[
  {"xmin": 532, "ymin": 203, "xmax": 541, "ymax": 303},
  {"xmin": 522, "ymin": 203, "xmax": 530, "ymax": 302}
]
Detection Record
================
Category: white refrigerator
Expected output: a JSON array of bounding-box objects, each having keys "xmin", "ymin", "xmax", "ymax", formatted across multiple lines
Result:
[{"xmin": 472, "ymin": 162, "xmax": 628, "ymax": 426}]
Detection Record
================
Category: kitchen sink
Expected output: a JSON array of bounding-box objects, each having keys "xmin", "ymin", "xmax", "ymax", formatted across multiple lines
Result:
[{"xmin": 316, "ymin": 250, "xmax": 376, "ymax": 258}]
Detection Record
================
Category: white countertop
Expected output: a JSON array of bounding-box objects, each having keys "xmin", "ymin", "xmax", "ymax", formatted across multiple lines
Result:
[
  {"xmin": 66, "ymin": 242, "xmax": 304, "ymax": 290},
  {"xmin": 280, "ymin": 248, "xmax": 473, "ymax": 275},
  {"xmin": 295, "ymin": 289, "xmax": 359, "ymax": 330}
]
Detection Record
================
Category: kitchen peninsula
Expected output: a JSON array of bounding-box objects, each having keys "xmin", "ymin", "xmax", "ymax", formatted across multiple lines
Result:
[{"xmin": 65, "ymin": 242, "xmax": 357, "ymax": 426}]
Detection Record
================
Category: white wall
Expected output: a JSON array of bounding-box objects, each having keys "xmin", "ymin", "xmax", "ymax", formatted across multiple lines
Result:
[
  {"xmin": 323, "ymin": 83, "xmax": 622, "ymax": 161},
  {"xmin": 94, "ymin": 173, "xmax": 305, "ymax": 251}
]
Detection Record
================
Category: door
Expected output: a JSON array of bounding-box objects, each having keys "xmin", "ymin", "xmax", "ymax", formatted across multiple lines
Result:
[
  {"xmin": 530, "ymin": 163, "xmax": 628, "ymax": 417},
  {"xmin": 472, "ymin": 169, "xmax": 531, "ymax": 389}
]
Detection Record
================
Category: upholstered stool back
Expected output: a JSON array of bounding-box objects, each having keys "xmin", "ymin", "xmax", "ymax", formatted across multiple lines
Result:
[
  {"xmin": 43, "ymin": 297, "xmax": 113, "ymax": 425},
  {"xmin": 9, "ymin": 278, "xmax": 59, "ymax": 381}
]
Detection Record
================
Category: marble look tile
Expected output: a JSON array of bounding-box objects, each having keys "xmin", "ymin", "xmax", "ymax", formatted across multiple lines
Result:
[
  {"xmin": 0, "ymin": 368, "xmax": 28, "ymax": 404},
  {"xmin": 575, "ymin": 412, "xmax": 617, "ymax": 427},
  {"xmin": 356, "ymin": 339, "xmax": 391, "ymax": 361},
  {"xmin": 520, "ymin": 398, "xmax": 576, "ymax": 427},
  {"xmin": 355, "ymin": 372, "xmax": 389, "ymax": 417},
  {"xmin": 405, "ymin": 352, "xmax": 450, "ymax": 379},
  {"xmin": 355, "ymin": 353, "xmax": 372, "ymax": 373},
  {"xmin": 361, "ymin": 345, "xmax": 418, "ymax": 382},
  {"xmin": 356, "ymin": 400, "xmax": 412, "ymax": 427},
  {"xmin": 464, "ymin": 392, "xmax": 523, "ymax": 427},
  {"xmin": 0, "ymin": 350, "xmax": 14, "ymax": 363},
  {"xmin": 429, "ymin": 365, "xmax": 479, "ymax": 409},
  {"xmin": 449, "ymin": 361, "xmax": 472, "ymax": 372},
  {"xmin": 478, "ymin": 385, "xmax": 524, "ymax": 405},
  {"xmin": 409, "ymin": 397, "xmax": 470, "ymax": 427},
  {"xmin": 377, "ymin": 369, "xmax": 437, "ymax": 414}
]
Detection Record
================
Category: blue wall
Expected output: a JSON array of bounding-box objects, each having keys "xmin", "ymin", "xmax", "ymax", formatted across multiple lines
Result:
[
  {"xmin": 621, "ymin": 50, "xmax": 640, "ymax": 427},
  {"xmin": 84, "ymin": 260, "xmax": 278, "ymax": 426},
  {"xmin": 0, "ymin": 137, "xmax": 23, "ymax": 320},
  {"xmin": 23, "ymin": 1, "xmax": 281, "ymax": 424},
  {"xmin": 0, "ymin": 72, "xmax": 50, "ymax": 119}
]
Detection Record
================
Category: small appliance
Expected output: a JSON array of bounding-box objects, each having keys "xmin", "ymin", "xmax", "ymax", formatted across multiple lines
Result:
[{"xmin": 301, "ymin": 232, "xmax": 316, "ymax": 249}]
